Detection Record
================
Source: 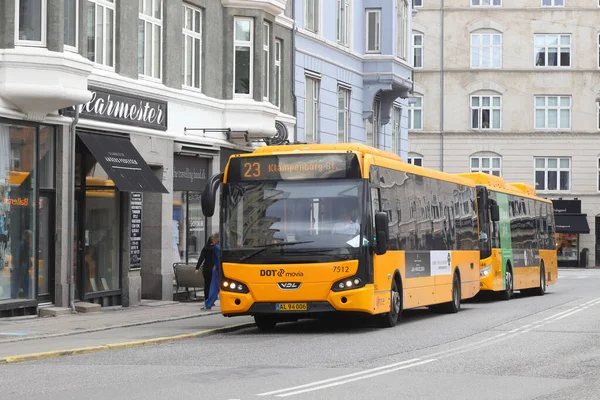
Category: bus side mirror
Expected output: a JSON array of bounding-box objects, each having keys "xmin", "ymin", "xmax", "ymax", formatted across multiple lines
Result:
[
  {"xmin": 201, "ymin": 173, "xmax": 223, "ymax": 217},
  {"xmin": 374, "ymin": 212, "xmax": 389, "ymax": 255},
  {"xmin": 490, "ymin": 204, "xmax": 500, "ymax": 222}
]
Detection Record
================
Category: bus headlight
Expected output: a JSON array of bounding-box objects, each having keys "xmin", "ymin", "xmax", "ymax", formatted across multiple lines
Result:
[
  {"xmin": 480, "ymin": 265, "xmax": 492, "ymax": 277},
  {"xmin": 222, "ymin": 278, "xmax": 249, "ymax": 293},
  {"xmin": 332, "ymin": 277, "xmax": 365, "ymax": 292}
]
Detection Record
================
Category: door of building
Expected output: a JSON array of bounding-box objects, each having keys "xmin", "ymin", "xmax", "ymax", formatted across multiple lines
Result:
[{"xmin": 37, "ymin": 192, "xmax": 55, "ymax": 303}]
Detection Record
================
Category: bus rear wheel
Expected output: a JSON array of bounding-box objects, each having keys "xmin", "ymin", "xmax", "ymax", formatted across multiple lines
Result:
[
  {"xmin": 254, "ymin": 315, "xmax": 277, "ymax": 331},
  {"xmin": 499, "ymin": 266, "xmax": 513, "ymax": 300},
  {"xmin": 431, "ymin": 272, "xmax": 461, "ymax": 314},
  {"xmin": 532, "ymin": 264, "xmax": 546, "ymax": 296},
  {"xmin": 379, "ymin": 279, "xmax": 401, "ymax": 328}
]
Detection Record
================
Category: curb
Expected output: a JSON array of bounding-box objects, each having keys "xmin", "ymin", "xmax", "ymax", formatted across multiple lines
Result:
[{"xmin": 0, "ymin": 322, "xmax": 255, "ymax": 365}]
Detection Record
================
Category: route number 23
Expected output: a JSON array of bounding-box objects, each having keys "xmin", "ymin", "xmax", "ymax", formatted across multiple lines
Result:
[{"xmin": 244, "ymin": 162, "xmax": 261, "ymax": 178}]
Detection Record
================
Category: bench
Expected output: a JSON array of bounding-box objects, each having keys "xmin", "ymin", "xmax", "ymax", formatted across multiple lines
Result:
[{"xmin": 173, "ymin": 263, "xmax": 205, "ymax": 300}]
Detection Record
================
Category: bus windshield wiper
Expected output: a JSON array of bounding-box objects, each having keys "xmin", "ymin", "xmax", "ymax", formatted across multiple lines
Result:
[
  {"xmin": 283, "ymin": 249, "xmax": 353, "ymax": 260},
  {"xmin": 239, "ymin": 241, "xmax": 314, "ymax": 262}
]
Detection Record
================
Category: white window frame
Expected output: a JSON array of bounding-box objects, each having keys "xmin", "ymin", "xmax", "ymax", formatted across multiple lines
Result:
[
  {"xmin": 541, "ymin": 0, "xmax": 564, "ymax": 7},
  {"xmin": 597, "ymin": 157, "xmax": 600, "ymax": 193},
  {"xmin": 274, "ymin": 39, "xmax": 282, "ymax": 108},
  {"xmin": 365, "ymin": 9, "xmax": 381, "ymax": 54},
  {"xmin": 413, "ymin": 33, "xmax": 423, "ymax": 68},
  {"xmin": 337, "ymin": 85, "xmax": 351, "ymax": 143},
  {"xmin": 397, "ymin": 0, "xmax": 409, "ymax": 61},
  {"xmin": 598, "ymin": 101, "xmax": 600, "ymax": 130},
  {"xmin": 534, "ymin": 157, "xmax": 571, "ymax": 193},
  {"xmin": 15, "ymin": 0, "xmax": 47, "ymax": 46},
  {"xmin": 262, "ymin": 22, "xmax": 270, "ymax": 101},
  {"xmin": 64, "ymin": 0, "xmax": 79, "ymax": 52},
  {"xmin": 337, "ymin": 0, "xmax": 350, "ymax": 46},
  {"xmin": 182, "ymin": 3, "xmax": 203, "ymax": 90},
  {"xmin": 534, "ymin": 34, "xmax": 571, "ymax": 68},
  {"xmin": 233, "ymin": 17, "xmax": 254, "ymax": 98},
  {"xmin": 470, "ymin": 95, "xmax": 502, "ymax": 130},
  {"xmin": 407, "ymin": 157, "xmax": 423, "ymax": 167},
  {"xmin": 470, "ymin": 32, "xmax": 502, "ymax": 69},
  {"xmin": 392, "ymin": 104, "xmax": 401, "ymax": 154},
  {"xmin": 367, "ymin": 98, "xmax": 380, "ymax": 147},
  {"xmin": 305, "ymin": 0, "xmax": 320, "ymax": 34},
  {"xmin": 471, "ymin": 0, "xmax": 502, "ymax": 6},
  {"xmin": 597, "ymin": 33, "xmax": 600, "ymax": 69},
  {"xmin": 139, "ymin": 0, "xmax": 163, "ymax": 80},
  {"xmin": 88, "ymin": 0, "xmax": 116, "ymax": 69},
  {"xmin": 534, "ymin": 95, "xmax": 571, "ymax": 130},
  {"xmin": 470, "ymin": 156, "xmax": 502, "ymax": 176},
  {"xmin": 408, "ymin": 96, "xmax": 423, "ymax": 130},
  {"xmin": 305, "ymin": 75, "xmax": 321, "ymax": 143}
]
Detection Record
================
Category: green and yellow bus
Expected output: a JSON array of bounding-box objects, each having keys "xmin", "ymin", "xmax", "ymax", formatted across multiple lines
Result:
[
  {"xmin": 201, "ymin": 144, "xmax": 481, "ymax": 330},
  {"xmin": 458, "ymin": 173, "xmax": 558, "ymax": 299}
]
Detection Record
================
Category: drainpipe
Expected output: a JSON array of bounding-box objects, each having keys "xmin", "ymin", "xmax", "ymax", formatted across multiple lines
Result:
[
  {"xmin": 439, "ymin": 0, "xmax": 445, "ymax": 171},
  {"xmin": 292, "ymin": 0, "xmax": 297, "ymax": 142},
  {"xmin": 68, "ymin": 107, "xmax": 79, "ymax": 312}
]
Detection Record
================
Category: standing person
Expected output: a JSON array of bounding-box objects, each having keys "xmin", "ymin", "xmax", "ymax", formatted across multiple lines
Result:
[
  {"xmin": 201, "ymin": 233, "xmax": 221, "ymax": 310},
  {"xmin": 194, "ymin": 236, "xmax": 216, "ymax": 301}
]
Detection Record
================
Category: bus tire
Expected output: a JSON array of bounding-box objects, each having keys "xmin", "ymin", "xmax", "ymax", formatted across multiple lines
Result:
[
  {"xmin": 254, "ymin": 315, "xmax": 277, "ymax": 331},
  {"xmin": 532, "ymin": 264, "xmax": 546, "ymax": 296},
  {"xmin": 431, "ymin": 272, "xmax": 461, "ymax": 314},
  {"xmin": 379, "ymin": 278, "xmax": 401, "ymax": 328},
  {"xmin": 499, "ymin": 264, "xmax": 514, "ymax": 301}
]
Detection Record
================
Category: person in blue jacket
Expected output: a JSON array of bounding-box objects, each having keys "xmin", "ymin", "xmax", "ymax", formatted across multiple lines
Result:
[{"xmin": 201, "ymin": 233, "xmax": 221, "ymax": 310}]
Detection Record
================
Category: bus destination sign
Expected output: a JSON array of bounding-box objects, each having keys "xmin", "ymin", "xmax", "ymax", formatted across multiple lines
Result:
[{"xmin": 227, "ymin": 153, "xmax": 361, "ymax": 182}]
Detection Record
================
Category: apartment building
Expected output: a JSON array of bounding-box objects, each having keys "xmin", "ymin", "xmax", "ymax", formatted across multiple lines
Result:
[
  {"xmin": 409, "ymin": 0, "xmax": 600, "ymax": 267},
  {"xmin": 294, "ymin": 0, "xmax": 414, "ymax": 159},
  {"xmin": 0, "ymin": 0, "xmax": 295, "ymax": 316}
]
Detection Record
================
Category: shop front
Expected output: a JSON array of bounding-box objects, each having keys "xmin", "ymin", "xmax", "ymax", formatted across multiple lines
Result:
[{"xmin": 553, "ymin": 199, "xmax": 590, "ymax": 268}]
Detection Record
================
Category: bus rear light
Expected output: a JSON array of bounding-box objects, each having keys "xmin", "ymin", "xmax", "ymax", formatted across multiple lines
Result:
[
  {"xmin": 480, "ymin": 265, "xmax": 492, "ymax": 277},
  {"xmin": 222, "ymin": 278, "xmax": 249, "ymax": 293},
  {"xmin": 332, "ymin": 277, "xmax": 364, "ymax": 292}
]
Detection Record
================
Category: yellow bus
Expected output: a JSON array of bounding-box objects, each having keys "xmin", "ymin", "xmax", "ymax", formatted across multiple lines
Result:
[
  {"xmin": 457, "ymin": 173, "xmax": 558, "ymax": 299},
  {"xmin": 201, "ymin": 144, "xmax": 481, "ymax": 330}
]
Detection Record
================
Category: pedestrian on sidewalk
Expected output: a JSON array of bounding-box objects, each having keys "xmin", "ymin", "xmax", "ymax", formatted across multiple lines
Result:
[
  {"xmin": 201, "ymin": 233, "xmax": 221, "ymax": 310},
  {"xmin": 195, "ymin": 236, "xmax": 216, "ymax": 301}
]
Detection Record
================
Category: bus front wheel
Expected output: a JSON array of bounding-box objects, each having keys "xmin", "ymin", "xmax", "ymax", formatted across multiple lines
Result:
[
  {"xmin": 499, "ymin": 266, "xmax": 514, "ymax": 301},
  {"xmin": 379, "ymin": 279, "xmax": 401, "ymax": 328},
  {"xmin": 254, "ymin": 315, "xmax": 277, "ymax": 331}
]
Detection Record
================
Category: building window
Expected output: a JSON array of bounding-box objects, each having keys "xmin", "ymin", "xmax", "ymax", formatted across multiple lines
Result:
[
  {"xmin": 470, "ymin": 156, "xmax": 502, "ymax": 176},
  {"xmin": 408, "ymin": 96, "xmax": 423, "ymax": 130},
  {"xmin": 87, "ymin": 0, "xmax": 115, "ymax": 67},
  {"xmin": 535, "ymin": 95, "xmax": 571, "ymax": 129},
  {"xmin": 138, "ymin": 0, "xmax": 163, "ymax": 79},
  {"xmin": 305, "ymin": 0, "xmax": 320, "ymax": 34},
  {"xmin": 598, "ymin": 102, "xmax": 600, "ymax": 130},
  {"xmin": 471, "ymin": 0, "xmax": 502, "ymax": 5},
  {"xmin": 535, "ymin": 157, "xmax": 570, "ymax": 192},
  {"xmin": 337, "ymin": 86, "xmax": 351, "ymax": 143},
  {"xmin": 337, "ymin": 0, "xmax": 349, "ymax": 46},
  {"xmin": 366, "ymin": 98, "xmax": 380, "ymax": 147},
  {"xmin": 305, "ymin": 75, "xmax": 320, "ymax": 143},
  {"xmin": 542, "ymin": 0, "xmax": 564, "ymax": 6},
  {"xmin": 262, "ymin": 22, "xmax": 270, "ymax": 101},
  {"xmin": 471, "ymin": 95, "xmax": 501, "ymax": 130},
  {"xmin": 15, "ymin": 0, "xmax": 47, "ymax": 46},
  {"xmin": 64, "ymin": 0, "xmax": 78, "ymax": 51},
  {"xmin": 173, "ymin": 191, "xmax": 206, "ymax": 266},
  {"xmin": 392, "ymin": 105, "xmax": 401, "ymax": 154},
  {"xmin": 413, "ymin": 33, "xmax": 423, "ymax": 68},
  {"xmin": 234, "ymin": 17, "xmax": 254, "ymax": 97},
  {"xmin": 274, "ymin": 40, "xmax": 282, "ymax": 108},
  {"xmin": 598, "ymin": 158, "xmax": 600, "ymax": 192},
  {"xmin": 366, "ymin": 9, "xmax": 381, "ymax": 53},
  {"xmin": 408, "ymin": 157, "xmax": 423, "ymax": 167},
  {"xmin": 598, "ymin": 33, "xmax": 600, "ymax": 68},
  {"xmin": 471, "ymin": 33, "xmax": 502, "ymax": 68},
  {"xmin": 414, "ymin": 0, "xmax": 423, "ymax": 6},
  {"xmin": 182, "ymin": 4, "xmax": 202, "ymax": 90},
  {"xmin": 397, "ymin": 0, "xmax": 408, "ymax": 60},
  {"xmin": 535, "ymin": 34, "xmax": 571, "ymax": 67}
]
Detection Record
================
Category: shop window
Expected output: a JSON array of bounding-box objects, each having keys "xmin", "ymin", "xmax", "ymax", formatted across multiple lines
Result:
[
  {"xmin": 557, "ymin": 233, "xmax": 578, "ymax": 263},
  {"xmin": 173, "ymin": 191, "xmax": 206, "ymax": 265}
]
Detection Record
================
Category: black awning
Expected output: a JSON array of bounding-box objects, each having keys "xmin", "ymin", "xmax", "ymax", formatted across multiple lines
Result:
[
  {"xmin": 555, "ymin": 214, "xmax": 590, "ymax": 234},
  {"xmin": 78, "ymin": 132, "xmax": 169, "ymax": 193}
]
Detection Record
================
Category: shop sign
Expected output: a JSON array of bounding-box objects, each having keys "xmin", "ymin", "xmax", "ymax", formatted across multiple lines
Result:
[
  {"xmin": 130, "ymin": 192, "xmax": 143, "ymax": 269},
  {"xmin": 173, "ymin": 155, "xmax": 209, "ymax": 192},
  {"xmin": 552, "ymin": 199, "xmax": 581, "ymax": 214}
]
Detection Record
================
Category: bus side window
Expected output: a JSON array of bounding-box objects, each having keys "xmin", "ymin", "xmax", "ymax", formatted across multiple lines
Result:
[{"xmin": 371, "ymin": 187, "xmax": 380, "ymax": 238}]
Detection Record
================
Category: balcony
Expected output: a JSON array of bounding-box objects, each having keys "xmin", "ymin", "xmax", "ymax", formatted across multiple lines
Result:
[{"xmin": 221, "ymin": 0, "xmax": 287, "ymax": 16}]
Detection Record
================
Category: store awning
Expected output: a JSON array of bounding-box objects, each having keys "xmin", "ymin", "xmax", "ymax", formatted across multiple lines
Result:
[
  {"xmin": 78, "ymin": 132, "xmax": 169, "ymax": 193},
  {"xmin": 555, "ymin": 214, "xmax": 590, "ymax": 234}
]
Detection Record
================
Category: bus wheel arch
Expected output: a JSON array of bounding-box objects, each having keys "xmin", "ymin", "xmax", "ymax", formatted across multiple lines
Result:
[
  {"xmin": 431, "ymin": 269, "xmax": 461, "ymax": 314},
  {"xmin": 500, "ymin": 262, "xmax": 514, "ymax": 300},
  {"xmin": 378, "ymin": 271, "xmax": 402, "ymax": 328}
]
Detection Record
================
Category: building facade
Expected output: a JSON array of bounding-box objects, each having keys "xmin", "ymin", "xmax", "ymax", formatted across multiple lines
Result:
[
  {"xmin": 0, "ymin": 0, "xmax": 295, "ymax": 316},
  {"xmin": 409, "ymin": 0, "xmax": 600, "ymax": 268},
  {"xmin": 293, "ymin": 0, "xmax": 414, "ymax": 159}
]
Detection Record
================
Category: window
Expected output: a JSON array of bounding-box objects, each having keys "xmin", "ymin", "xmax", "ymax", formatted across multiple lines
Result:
[
  {"xmin": 407, "ymin": 157, "xmax": 423, "ymax": 167},
  {"xmin": 534, "ymin": 157, "xmax": 570, "ymax": 192},
  {"xmin": 598, "ymin": 158, "xmax": 600, "ymax": 192},
  {"xmin": 173, "ymin": 191, "xmax": 206, "ymax": 265},
  {"xmin": 263, "ymin": 22, "xmax": 270, "ymax": 101},
  {"xmin": 397, "ymin": 1, "xmax": 408, "ymax": 60},
  {"xmin": 392, "ymin": 105, "xmax": 401, "ymax": 154},
  {"xmin": 87, "ymin": 0, "xmax": 115, "ymax": 67},
  {"xmin": 64, "ymin": 0, "xmax": 78, "ymax": 50},
  {"xmin": 275, "ymin": 40, "xmax": 282, "ymax": 108},
  {"xmin": 366, "ymin": 98, "xmax": 380, "ymax": 147},
  {"xmin": 408, "ymin": 96, "xmax": 423, "ymax": 130},
  {"xmin": 598, "ymin": 33, "xmax": 600, "ymax": 68},
  {"xmin": 305, "ymin": 0, "xmax": 320, "ymax": 34},
  {"xmin": 470, "ymin": 156, "xmax": 502, "ymax": 176},
  {"xmin": 234, "ymin": 18, "xmax": 254, "ymax": 96},
  {"xmin": 471, "ymin": 33, "xmax": 502, "ymax": 68},
  {"xmin": 598, "ymin": 101, "xmax": 600, "ymax": 130},
  {"xmin": 337, "ymin": 0, "xmax": 349, "ymax": 46},
  {"xmin": 471, "ymin": 95, "xmax": 501, "ymax": 129},
  {"xmin": 471, "ymin": 0, "xmax": 502, "ymax": 5},
  {"xmin": 305, "ymin": 76, "xmax": 320, "ymax": 143},
  {"xmin": 366, "ymin": 9, "xmax": 381, "ymax": 53},
  {"xmin": 414, "ymin": 0, "xmax": 423, "ymax": 6},
  {"xmin": 15, "ymin": 0, "xmax": 47, "ymax": 45},
  {"xmin": 337, "ymin": 86, "xmax": 351, "ymax": 143},
  {"xmin": 413, "ymin": 33, "xmax": 423, "ymax": 68},
  {"xmin": 542, "ymin": 0, "xmax": 564, "ymax": 6},
  {"xmin": 534, "ymin": 96, "xmax": 571, "ymax": 129},
  {"xmin": 138, "ymin": 0, "xmax": 163, "ymax": 79},
  {"xmin": 535, "ymin": 34, "xmax": 571, "ymax": 67},
  {"xmin": 182, "ymin": 4, "xmax": 202, "ymax": 90}
]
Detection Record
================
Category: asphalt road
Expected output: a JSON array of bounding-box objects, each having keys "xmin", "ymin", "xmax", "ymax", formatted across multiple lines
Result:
[{"xmin": 2, "ymin": 269, "xmax": 600, "ymax": 400}]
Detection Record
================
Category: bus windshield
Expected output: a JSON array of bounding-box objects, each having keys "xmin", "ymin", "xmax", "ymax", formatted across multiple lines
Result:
[{"xmin": 222, "ymin": 179, "xmax": 365, "ymax": 262}]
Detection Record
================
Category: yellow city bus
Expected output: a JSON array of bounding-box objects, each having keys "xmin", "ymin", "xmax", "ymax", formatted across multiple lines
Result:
[
  {"xmin": 201, "ymin": 143, "xmax": 481, "ymax": 330},
  {"xmin": 457, "ymin": 173, "xmax": 558, "ymax": 299}
]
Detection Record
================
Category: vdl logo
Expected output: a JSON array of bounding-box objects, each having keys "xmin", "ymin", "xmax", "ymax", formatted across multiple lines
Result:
[{"xmin": 277, "ymin": 282, "xmax": 301, "ymax": 290}]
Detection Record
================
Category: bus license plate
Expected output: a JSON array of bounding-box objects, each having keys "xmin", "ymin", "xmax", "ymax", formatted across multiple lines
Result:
[{"xmin": 276, "ymin": 303, "xmax": 308, "ymax": 311}]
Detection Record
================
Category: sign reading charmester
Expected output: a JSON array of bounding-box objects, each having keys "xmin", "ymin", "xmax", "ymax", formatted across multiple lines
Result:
[{"xmin": 64, "ymin": 86, "xmax": 168, "ymax": 131}]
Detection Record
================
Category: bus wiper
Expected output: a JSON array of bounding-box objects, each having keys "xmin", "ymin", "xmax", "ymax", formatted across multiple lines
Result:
[
  {"xmin": 284, "ymin": 250, "xmax": 352, "ymax": 260},
  {"xmin": 239, "ymin": 241, "xmax": 314, "ymax": 262}
]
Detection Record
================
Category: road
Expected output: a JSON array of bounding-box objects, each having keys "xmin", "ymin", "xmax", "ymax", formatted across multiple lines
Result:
[{"xmin": 2, "ymin": 269, "xmax": 600, "ymax": 400}]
